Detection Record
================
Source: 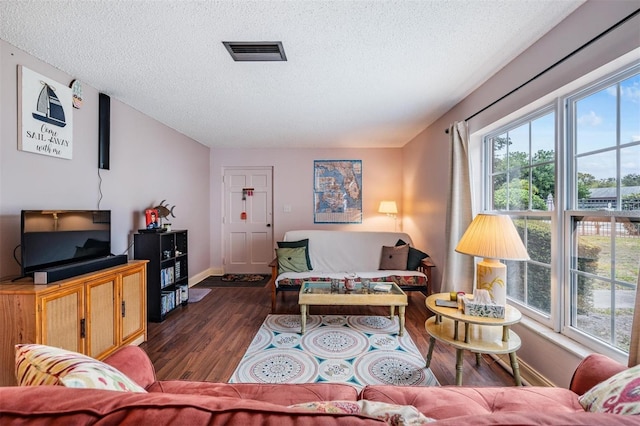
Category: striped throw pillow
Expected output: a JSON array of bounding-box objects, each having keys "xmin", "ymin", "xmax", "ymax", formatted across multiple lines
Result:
[{"xmin": 15, "ymin": 344, "xmax": 146, "ymax": 393}]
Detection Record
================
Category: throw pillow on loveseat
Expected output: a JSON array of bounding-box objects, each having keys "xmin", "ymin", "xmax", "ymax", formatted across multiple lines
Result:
[{"xmin": 15, "ymin": 344, "xmax": 146, "ymax": 393}]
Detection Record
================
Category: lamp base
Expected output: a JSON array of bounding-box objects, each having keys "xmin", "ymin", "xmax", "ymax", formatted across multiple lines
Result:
[{"xmin": 475, "ymin": 258, "xmax": 506, "ymax": 306}]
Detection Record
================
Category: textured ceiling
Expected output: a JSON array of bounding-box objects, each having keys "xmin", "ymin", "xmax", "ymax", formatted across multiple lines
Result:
[{"xmin": 0, "ymin": 0, "xmax": 584, "ymax": 149}]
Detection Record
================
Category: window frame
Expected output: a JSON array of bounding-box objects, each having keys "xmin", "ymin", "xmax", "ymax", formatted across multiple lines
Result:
[
  {"xmin": 480, "ymin": 60, "xmax": 640, "ymax": 358},
  {"xmin": 482, "ymin": 106, "xmax": 559, "ymax": 329}
]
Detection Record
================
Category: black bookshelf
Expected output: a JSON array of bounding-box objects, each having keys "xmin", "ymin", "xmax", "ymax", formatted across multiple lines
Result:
[{"xmin": 134, "ymin": 230, "xmax": 189, "ymax": 322}]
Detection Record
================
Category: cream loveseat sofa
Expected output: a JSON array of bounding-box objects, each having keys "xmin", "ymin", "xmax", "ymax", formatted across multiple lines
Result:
[{"xmin": 270, "ymin": 230, "xmax": 433, "ymax": 311}]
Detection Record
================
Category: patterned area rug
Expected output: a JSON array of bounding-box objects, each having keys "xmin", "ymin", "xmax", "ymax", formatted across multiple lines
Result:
[{"xmin": 229, "ymin": 314, "xmax": 439, "ymax": 390}]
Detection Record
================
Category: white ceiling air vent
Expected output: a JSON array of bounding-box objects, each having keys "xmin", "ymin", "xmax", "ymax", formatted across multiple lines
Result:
[{"xmin": 223, "ymin": 41, "xmax": 287, "ymax": 62}]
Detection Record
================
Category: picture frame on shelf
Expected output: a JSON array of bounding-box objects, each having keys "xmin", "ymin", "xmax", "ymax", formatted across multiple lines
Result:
[{"xmin": 145, "ymin": 209, "xmax": 160, "ymax": 229}]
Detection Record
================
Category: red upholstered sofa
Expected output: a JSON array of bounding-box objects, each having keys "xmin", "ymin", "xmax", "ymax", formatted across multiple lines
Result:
[{"xmin": 0, "ymin": 345, "xmax": 638, "ymax": 425}]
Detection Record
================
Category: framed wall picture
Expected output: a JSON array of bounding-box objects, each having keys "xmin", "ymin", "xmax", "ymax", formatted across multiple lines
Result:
[
  {"xmin": 313, "ymin": 159, "xmax": 362, "ymax": 224},
  {"xmin": 18, "ymin": 65, "xmax": 73, "ymax": 159}
]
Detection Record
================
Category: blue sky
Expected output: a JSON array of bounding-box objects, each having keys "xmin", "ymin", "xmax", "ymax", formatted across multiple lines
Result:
[
  {"xmin": 575, "ymin": 73, "xmax": 639, "ymax": 180},
  {"xmin": 493, "ymin": 73, "xmax": 639, "ymax": 182}
]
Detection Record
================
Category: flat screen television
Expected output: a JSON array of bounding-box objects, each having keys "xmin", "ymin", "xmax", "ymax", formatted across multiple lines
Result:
[{"xmin": 21, "ymin": 210, "xmax": 112, "ymax": 277}]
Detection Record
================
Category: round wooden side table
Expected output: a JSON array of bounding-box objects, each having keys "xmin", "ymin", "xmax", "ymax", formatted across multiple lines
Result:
[{"xmin": 425, "ymin": 292, "xmax": 522, "ymax": 386}]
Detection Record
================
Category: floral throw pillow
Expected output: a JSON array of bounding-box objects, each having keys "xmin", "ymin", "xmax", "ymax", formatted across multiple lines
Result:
[
  {"xmin": 15, "ymin": 343, "xmax": 147, "ymax": 393},
  {"xmin": 289, "ymin": 400, "xmax": 435, "ymax": 425},
  {"xmin": 289, "ymin": 400, "xmax": 361, "ymax": 414},
  {"xmin": 578, "ymin": 363, "xmax": 640, "ymax": 415}
]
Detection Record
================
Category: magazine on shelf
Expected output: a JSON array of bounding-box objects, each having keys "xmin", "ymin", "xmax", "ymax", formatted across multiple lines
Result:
[{"xmin": 373, "ymin": 283, "xmax": 392, "ymax": 292}]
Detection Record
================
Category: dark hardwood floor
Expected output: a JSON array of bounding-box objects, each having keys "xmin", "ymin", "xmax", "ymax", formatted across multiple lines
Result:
[{"xmin": 140, "ymin": 284, "xmax": 517, "ymax": 386}]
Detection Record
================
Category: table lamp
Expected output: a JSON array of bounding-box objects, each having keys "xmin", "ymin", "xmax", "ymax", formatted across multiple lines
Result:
[{"xmin": 455, "ymin": 213, "xmax": 529, "ymax": 306}]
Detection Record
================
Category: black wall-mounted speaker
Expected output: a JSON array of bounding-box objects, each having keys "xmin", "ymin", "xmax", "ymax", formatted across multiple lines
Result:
[{"xmin": 98, "ymin": 93, "xmax": 111, "ymax": 170}]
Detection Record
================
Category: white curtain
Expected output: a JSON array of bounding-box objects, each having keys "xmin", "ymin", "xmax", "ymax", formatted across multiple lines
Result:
[
  {"xmin": 627, "ymin": 266, "xmax": 640, "ymax": 367},
  {"xmin": 440, "ymin": 121, "xmax": 474, "ymax": 294}
]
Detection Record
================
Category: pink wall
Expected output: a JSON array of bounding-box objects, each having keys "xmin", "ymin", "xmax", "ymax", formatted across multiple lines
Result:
[
  {"xmin": 209, "ymin": 148, "xmax": 403, "ymax": 273},
  {"xmin": 0, "ymin": 40, "xmax": 211, "ymax": 280},
  {"xmin": 401, "ymin": 1, "xmax": 639, "ymax": 387}
]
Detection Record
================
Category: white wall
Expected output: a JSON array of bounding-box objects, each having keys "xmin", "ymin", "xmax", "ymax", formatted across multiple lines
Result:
[
  {"xmin": 401, "ymin": 1, "xmax": 640, "ymax": 386},
  {"xmin": 209, "ymin": 148, "xmax": 404, "ymax": 273},
  {"xmin": 0, "ymin": 40, "xmax": 211, "ymax": 281}
]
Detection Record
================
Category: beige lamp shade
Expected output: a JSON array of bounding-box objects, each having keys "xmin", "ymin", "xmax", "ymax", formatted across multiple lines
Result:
[
  {"xmin": 455, "ymin": 214, "xmax": 529, "ymax": 306},
  {"xmin": 378, "ymin": 201, "xmax": 398, "ymax": 216},
  {"xmin": 455, "ymin": 214, "xmax": 529, "ymax": 260}
]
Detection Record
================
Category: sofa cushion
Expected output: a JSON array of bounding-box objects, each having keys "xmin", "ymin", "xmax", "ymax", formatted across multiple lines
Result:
[
  {"xmin": 148, "ymin": 382, "xmax": 360, "ymax": 405},
  {"xmin": 276, "ymin": 274, "xmax": 427, "ymax": 289},
  {"xmin": 396, "ymin": 239, "xmax": 429, "ymax": 270},
  {"xmin": 0, "ymin": 386, "xmax": 385, "ymax": 425},
  {"xmin": 289, "ymin": 399, "xmax": 436, "ymax": 424},
  {"xmin": 431, "ymin": 411, "xmax": 640, "ymax": 425},
  {"xmin": 379, "ymin": 245, "xmax": 409, "ymax": 270},
  {"xmin": 277, "ymin": 247, "xmax": 310, "ymax": 274},
  {"xmin": 360, "ymin": 385, "xmax": 583, "ymax": 419},
  {"xmin": 15, "ymin": 344, "xmax": 146, "ymax": 393},
  {"xmin": 278, "ymin": 239, "xmax": 313, "ymax": 270},
  {"xmin": 578, "ymin": 363, "xmax": 640, "ymax": 415}
]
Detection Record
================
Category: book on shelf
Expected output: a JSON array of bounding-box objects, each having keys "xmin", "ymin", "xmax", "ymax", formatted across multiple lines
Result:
[
  {"xmin": 161, "ymin": 291, "xmax": 175, "ymax": 315},
  {"xmin": 160, "ymin": 266, "xmax": 176, "ymax": 288}
]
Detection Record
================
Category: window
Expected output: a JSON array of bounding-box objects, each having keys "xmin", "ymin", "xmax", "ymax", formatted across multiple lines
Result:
[
  {"xmin": 486, "ymin": 109, "xmax": 556, "ymax": 323},
  {"xmin": 483, "ymin": 64, "xmax": 640, "ymax": 355},
  {"xmin": 566, "ymin": 68, "xmax": 640, "ymax": 353}
]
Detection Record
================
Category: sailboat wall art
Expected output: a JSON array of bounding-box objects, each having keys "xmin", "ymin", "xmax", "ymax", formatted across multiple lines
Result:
[{"xmin": 18, "ymin": 66, "xmax": 73, "ymax": 159}]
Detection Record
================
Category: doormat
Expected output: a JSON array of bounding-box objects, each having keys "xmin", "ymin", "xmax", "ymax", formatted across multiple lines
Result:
[
  {"xmin": 195, "ymin": 274, "xmax": 270, "ymax": 288},
  {"xmin": 229, "ymin": 314, "xmax": 439, "ymax": 390},
  {"xmin": 221, "ymin": 274, "xmax": 265, "ymax": 282},
  {"xmin": 188, "ymin": 288, "xmax": 211, "ymax": 303}
]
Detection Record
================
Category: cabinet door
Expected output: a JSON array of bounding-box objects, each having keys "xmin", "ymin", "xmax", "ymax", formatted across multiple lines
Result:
[
  {"xmin": 38, "ymin": 284, "xmax": 84, "ymax": 354},
  {"xmin": 86, "ymin": 275, "xmax": 118, "ymax": 359},
  {"xmin": 121, "ymin": 266, "xmax": 146, "ymax": 343}
]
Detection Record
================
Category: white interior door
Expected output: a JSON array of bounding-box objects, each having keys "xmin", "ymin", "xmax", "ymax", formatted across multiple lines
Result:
[{"xmin": 223, "ymin": 167, "xmax": 273, "ymax": 274}]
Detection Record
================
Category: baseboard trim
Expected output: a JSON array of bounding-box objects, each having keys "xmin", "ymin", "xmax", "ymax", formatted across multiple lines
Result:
[
  {"xmin": 488, "ymin": 354, "xmax": 554, "ymax": 387},
  {"xmin": 189, "ymin": 268, "xmax": 219, "ymax": 287}
]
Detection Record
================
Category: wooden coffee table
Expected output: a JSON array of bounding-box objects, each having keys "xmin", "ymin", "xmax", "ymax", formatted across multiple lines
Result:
[{"xmin": 298, "ymin": 281, "xmax": 408, "ymax": 335}]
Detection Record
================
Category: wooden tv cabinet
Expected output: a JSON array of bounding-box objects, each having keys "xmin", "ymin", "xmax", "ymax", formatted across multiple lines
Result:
[{"xmin": 0, "ymin": 260, "xmax": 148, "ymax": 386}]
